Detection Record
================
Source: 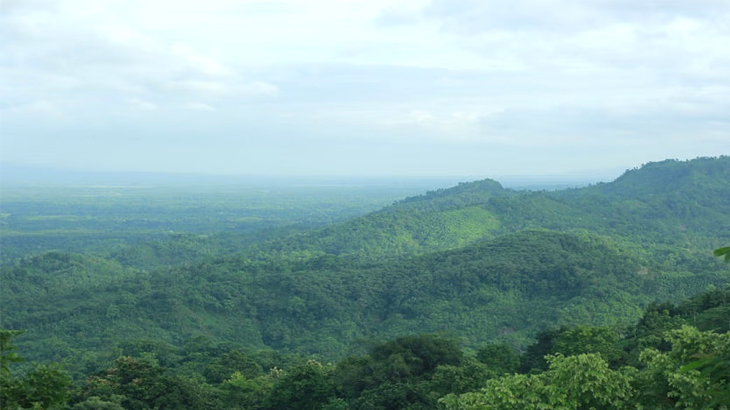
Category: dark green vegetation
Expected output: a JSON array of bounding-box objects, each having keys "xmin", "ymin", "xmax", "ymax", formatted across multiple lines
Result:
[
  {"xmin": 2, "ymin": 156, "xmax": 730, "ymax": 408},
  {"xmin": 1, "ymin": 330, "xmax": 72, "ymax": 410},
  {"xmin": 3, "ymin": 287, "xmax": 729, "ymax": 409}
]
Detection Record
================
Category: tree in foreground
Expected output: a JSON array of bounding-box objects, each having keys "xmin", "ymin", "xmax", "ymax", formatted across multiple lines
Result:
[
  {"xmin": 635, "ymin": 326, "xmax": 730, "ymax": 409},
  {"xmin": 75, "ymin": 355, "xmax": 208, "ymax": 410},
  {"xmin": 440, "ymin": 325, "xmax": 730, "ymax": 410},
  {"xmin": 440, "ymin": 353, "xmax": 635, "ymax": 410},
  {"xmin": 1, "ymin": 329, "xmax": 72, "ymax": 410}
]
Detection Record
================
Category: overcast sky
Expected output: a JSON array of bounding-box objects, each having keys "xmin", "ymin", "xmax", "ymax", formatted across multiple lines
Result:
[{"xmin": 1, "ymin": 0, "xmax": 729, "ymax": 178}]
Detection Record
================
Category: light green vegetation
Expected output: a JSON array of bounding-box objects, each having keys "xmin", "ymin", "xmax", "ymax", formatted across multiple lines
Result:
[{"xmin": 0, "ymin": 182, "xmax": 433, "ymax": 263}]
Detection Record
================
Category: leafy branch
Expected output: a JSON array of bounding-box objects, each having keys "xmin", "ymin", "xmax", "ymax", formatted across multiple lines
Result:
[{"xmin": 714, "ymin": 246, "xmax": 730, "ymax": 263}]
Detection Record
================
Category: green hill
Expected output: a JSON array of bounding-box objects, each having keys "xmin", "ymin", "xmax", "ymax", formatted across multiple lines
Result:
[
  {"xmin": 586, "ymin": 156, "xmax": 730, "ymax": 198},
  {"xmin": 5, "ymin": 229, "xmax": 726, "ymax": 369},
  {"xmin": 246, "ymin": 178, "xmax": 512, "ymax": 259},
  {"xmin": 2, "ymin": 155, "xmax": 730, "ymax": 374},
  {"xmin": 248, "ymin": 156, "xmax": 730, "ymax": 266}
]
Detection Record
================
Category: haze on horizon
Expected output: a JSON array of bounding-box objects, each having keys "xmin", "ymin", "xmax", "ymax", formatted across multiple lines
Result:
[{"xmin": 1, "ymin": 0, "xmax": 729, "ymax": 178}]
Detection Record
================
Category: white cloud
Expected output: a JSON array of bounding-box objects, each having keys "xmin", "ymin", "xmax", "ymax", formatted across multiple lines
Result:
[
  {"xmin": 236, "ymin": 81, "xmax": 280, "ymax": 97},
  {"xmin": 171, "ymin": 45, "xmax": 232, "ymax": 77},
  {"xmin": 166, "ymin": 80, "xmax": 229, "ymax": 96},
  {"xmin": 1, "ymin": 100, "xmax": 61, "ymax": 117},
  {"xmin": 184, "ymin": 102, "xmax": 216, "ymax": 111},
  {"xmin": 126, "ymin": 97, "xmax": 158, "ymax": 111},
  {"xmin": 1, "ymin": 0, "xmax": 728, "ymax": 176}
]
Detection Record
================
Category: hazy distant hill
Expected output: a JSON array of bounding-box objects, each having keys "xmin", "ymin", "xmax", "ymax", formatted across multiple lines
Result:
[{"xmin": 249, "ymin": 156, "xmax": 730, "ymax": 265}]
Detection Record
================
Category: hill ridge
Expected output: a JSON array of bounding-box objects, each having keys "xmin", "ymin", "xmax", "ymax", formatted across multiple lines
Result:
[{"xmin": 247, "ymin": 155, "xmax": 730, "ymax": 260}]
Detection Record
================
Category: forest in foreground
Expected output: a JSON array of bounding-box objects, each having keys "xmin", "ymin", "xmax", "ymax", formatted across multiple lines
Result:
[
  {"xmin": 3, "ymin": 286, "xmax": 729, "ymax": 409},
  {"xmin": 1, "ymin": 156, "xmax": 730, "ymax": 409}
]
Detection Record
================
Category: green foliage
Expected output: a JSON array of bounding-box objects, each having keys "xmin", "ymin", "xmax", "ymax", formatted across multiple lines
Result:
[
  {"xmin": 428, "ymin": 357, "xmax": 495, "ymax": 397},
  {"xmin": 9, "ymin": 284, "xmax": 730, "ymax": 410},
  {"xmin": 635, "ymin": 326, "xmax": 730, "ymax": 409},
  {"xmin": 543, "ymin": 354, "xmax": 635, "ymax": 409},
  {"xmin": 518, "ymin": 327, "xmax": 566, "ymax": 373},
  {"xmin": 264, "ymin": 360, "xmax": 337, "ymax": 410},
  {"xmin": 3, "ymin": 156, "xmax": 730, "ymax": 409},
  {"xmin": 76, "ymin": 356, "xmax": 209, "ymax": 410},
  {"xmin": 203, "ymin": 349, "xmax": 263, "ymax": 384},
  {"xmin": 221, "ymin": 371, "xmax": 275, "ymax": 410},
  {"xmin": 715, "ymin": 246, "xmax": 730, "ymax": 263},
  {"xmin": 1, "ymin": 330, "xmax": 26, "ymax": 374},
  {"xmin": 475, "ymin": 343, "xmax": 519, "ymax": 375},
  {"xmin": 442, "ymin": 353, "xmax": 635, "ymax": 410},
  {"xmin": 0, "ymin": 330, "xmax": 72, "ymax": 410},
  {"xmin": 552, "ymin": 326, "xmax": 624, "ymax": 365},
  {"xmin": 72, "ymin": 396, "xmax": 126, "ymax": 410},
  {"xmin": 369, "ymin": 335, "xmax": 463, "ymax": 378},
  {"xmin": 4, "ymin": 228, "xmax": 683, "ymax": 368},
  {"xmin": 333, "ymin": 335, "xmax": 463, "ymax": 409},
  {"xmin": 335, "ymin": 335, "xmax": 462, "ymax": 396}
]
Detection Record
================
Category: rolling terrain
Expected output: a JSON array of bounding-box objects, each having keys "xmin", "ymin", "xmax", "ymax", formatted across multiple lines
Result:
[{"xmin": 2, "ymin": 156, "xmax": 729, "ymax": 370}]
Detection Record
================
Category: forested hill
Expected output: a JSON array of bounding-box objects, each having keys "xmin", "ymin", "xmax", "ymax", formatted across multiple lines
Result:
[
  {"xmin": 247, "ymin": 156, "xmax": 730, "ymax": 263},
  {"xmin": 2, "ymin": 156, "xmax": 729, "ymax": 382},
  {"xmin": 244, "ymin": 179, "xmax": 513, "ymax": 259},
  {"xmin": 5, "ymin": 229, "xmax": 706, "ymax": 366},
  {"xmin": 393, "ymin": 178, "xmax": 510, "ymax": 210},
  {"xmin": 576, "ymin": 156, "xmax": 730, "ymax": 198}
]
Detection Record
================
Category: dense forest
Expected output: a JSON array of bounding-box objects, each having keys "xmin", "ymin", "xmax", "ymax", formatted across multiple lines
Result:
[
  {"xmin": 3, "ymin": 287, "xmax": 729, "ymax": 409},
  {"xmin": 1, "ymin": 156, "xmax": 730, "ymax": 409}
]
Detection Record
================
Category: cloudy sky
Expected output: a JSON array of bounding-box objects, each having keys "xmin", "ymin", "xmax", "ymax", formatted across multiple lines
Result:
[{"xmin": 1, "ymin": 0, "xmax": 729, "ymax": 178}]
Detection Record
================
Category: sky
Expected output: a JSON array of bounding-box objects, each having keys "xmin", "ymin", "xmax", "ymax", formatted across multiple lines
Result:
[{"xmin": 1, "ymin": 0, "xmax": 729, "ymax": 178}]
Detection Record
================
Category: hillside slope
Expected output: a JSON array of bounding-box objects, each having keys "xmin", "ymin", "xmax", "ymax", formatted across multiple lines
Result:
[
  {"xmin": 249, "ymin": 156, "xmax": 730, "ymax": 267},
  {"xmin": 3, "ymin": 156, "xmax": 729, "ymax": 372},
  {"xmin": 246, "ymin": 178, "xmax": 513, "ymax": 259},
  {"xmin": 6, "ymin": 229, "xmax": 726, "ymax": 366}
]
